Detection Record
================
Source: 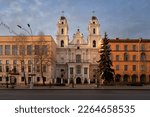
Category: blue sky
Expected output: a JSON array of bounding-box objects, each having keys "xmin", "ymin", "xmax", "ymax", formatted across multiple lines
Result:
[{"xmin": 0, "ymin": 0, "xmax": 150, "ymax": 39}]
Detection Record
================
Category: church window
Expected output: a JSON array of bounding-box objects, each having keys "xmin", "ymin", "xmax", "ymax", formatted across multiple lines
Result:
[
  {"xmin": 77, "ymin": 46, "xmax": 80, "ymax": 49},
  {"xmin": 61, "ymin": 22, "xmax": 64, "ymax": 24},
  {"xmin": 76, "ymin": 65, "xmax": 81, "ymax": 74},
  {"xmin": 61, "ymin": 28, "xmax": 64, "ymax": 34},
  {"xmin": 93, "ymin": 40, "xmax": 96, "ymax": 47},
  {"xmin": 93, "ymin": 28, "xmax": 96, "ymax": 34},
  {"xmin": 93, "ymin": 21, "xmax": 95, "ymax": 24},
  {"xmin": 61, "ymin": 40, "xmax": 64, "ymax": 47},
  {"xmin": 76, "ymin": 54, "xmax": 81, "ymax": 63}
]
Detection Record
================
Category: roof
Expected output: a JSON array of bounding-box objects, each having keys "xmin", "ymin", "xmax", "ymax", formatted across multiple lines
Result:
[{"xmin": 109, "ymin": 38, "xmax": 150, "ymax": 43}]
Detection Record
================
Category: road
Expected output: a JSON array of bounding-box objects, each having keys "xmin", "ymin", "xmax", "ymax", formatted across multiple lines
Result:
[{"xmin": 0, "ymin": 89, "xmax": 150, "ymax": 100}]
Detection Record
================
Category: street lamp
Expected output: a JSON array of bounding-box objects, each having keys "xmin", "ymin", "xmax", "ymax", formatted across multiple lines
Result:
[
  {"xmin": 17, "ymin": 24, "xmax": 34, "ymax": 89},
  {"xmin": 6, "ymin": 72, "xmax": 9, "ymax": 88}
]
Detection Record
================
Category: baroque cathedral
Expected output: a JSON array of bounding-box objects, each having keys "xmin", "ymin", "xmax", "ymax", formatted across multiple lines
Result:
[{"xmin": 55, "ymin": 16, "xmax": 102, "ymax": 84}]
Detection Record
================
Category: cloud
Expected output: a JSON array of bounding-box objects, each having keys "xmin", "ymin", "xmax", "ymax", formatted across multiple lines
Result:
[{"xmin": 0, "ymin": 0, "xmax": 150, "ymax": 39}]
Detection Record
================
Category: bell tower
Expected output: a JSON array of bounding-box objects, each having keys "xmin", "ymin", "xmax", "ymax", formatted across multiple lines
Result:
[
  {"xmin": 56, "ymin": 16, "xmax": 69, "ymax": 48},
  {"xmin": 88, "ymin": 16, "xmax": 101, "ymax": 48}
]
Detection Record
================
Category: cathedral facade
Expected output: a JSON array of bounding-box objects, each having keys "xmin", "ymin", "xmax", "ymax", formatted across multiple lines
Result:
[{"xmin": 55, "ymin": 16, "xmax": 102, "ymax": 84}]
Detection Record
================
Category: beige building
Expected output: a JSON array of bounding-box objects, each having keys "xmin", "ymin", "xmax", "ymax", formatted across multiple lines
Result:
[
  {"xmin": 0, "ymin": 35, "xmax": 56, "ymax": 85},
  {"xmin": 55, "ymin": 16, "xmax": 101, "ymax": 84}
]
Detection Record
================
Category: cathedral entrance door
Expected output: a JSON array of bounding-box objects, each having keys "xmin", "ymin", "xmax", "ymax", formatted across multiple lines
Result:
[{"xmin": 76, "ymin": 77, "xmax": 81, "ymax": 84}]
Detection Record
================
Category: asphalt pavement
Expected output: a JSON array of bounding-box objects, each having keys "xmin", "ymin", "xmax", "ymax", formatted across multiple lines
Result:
[{"xmin": 0, "ymin": 88, "xmax": 150, "ymax": 100}]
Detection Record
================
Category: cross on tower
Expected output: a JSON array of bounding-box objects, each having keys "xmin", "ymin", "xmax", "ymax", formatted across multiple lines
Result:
[
  {"xmin": 61, "ymin": 11, "xmax": 64, "ymax": 16},
  {"xmin": 92, "ymin": 10, "xmax": 95, "ymax": 15}
]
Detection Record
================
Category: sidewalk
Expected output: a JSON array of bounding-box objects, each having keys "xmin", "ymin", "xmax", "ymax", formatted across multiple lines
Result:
[{"xmin": 1, "ymin": 84, "xmax": 150, "ymax": 90}]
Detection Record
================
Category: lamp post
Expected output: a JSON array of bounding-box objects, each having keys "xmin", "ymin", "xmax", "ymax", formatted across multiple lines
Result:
[
  {"xmin": 17, "ymin": 24, "xmax": 34, "ymax": 89},
  {"xmin": 6, "ymin": 72, "xmax": 9, "ymax": 88}
]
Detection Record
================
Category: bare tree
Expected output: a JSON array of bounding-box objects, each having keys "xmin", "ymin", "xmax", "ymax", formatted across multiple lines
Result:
[
  {"xmin": 15, "ymin": 34, "xmax": 27, "ymax": 85},
  {"xmin": 34, "ymin": 32, "xmax": 52, "ymax": 85}
]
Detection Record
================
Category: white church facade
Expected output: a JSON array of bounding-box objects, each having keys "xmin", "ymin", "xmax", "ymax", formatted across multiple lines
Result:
[{"xmin": 55, "ymin": 16, "xmax": 102, "ymax": 84}]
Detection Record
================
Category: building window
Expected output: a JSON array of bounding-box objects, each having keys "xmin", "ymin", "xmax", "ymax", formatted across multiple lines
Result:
[
  {"xmin": 19, "ymin": 45, "xmax": 25, "ymax": 55},
  {"xmin": 93, "ymin": 40, "xmax": 96, "ymax": 47},
  {"xmin": 28, "ymin": 66, "xmax": 32, "ymax": 72},
  {"xmin": 76, "ymin": 54, "xmax": 81, "ymax": 63},
  {"xmin": 140, "ymin": 53, "xmax": 146, "ymax": 61},
  {"xmin": 6, "ymin": 66, "xmax": 9, "ymax": 72},
  {"xmin": 43, "ymin": 65, "xmax": 46, "ymax": 72},
  {"xmin": 84, "ymin": 68, "xmax": 88, "ymax": 74},
  {"xmin": 43, "ymin": 77, "xmax": 46, "ymax": 82},
  {"xmin": 0, "ymin": 66, "xmax": 2, "ymax": 72},
  {"xmin": 132, "ymin": 45, "xmax": 136, "ymax": 51},
  {"xmin": 42, "ymin": 45, "xmax": 48, "ymax": 55},
  {"xmin": 141, "ymin": 44, "xmax": 144, "ymax": 51},
  {"xmin": 93, "ymin": 28, "xmax": 96, "ymax": 34},
  {"xmin": 76, "ymin": 65, "xmax": 81, "ymax": 74},
  {"xmin": 5, "ymin": 45, "xmax": 10, "ymax": 55},
  {"xmin": 116, "ymin": 55, "xmax": 119, "ymax": 61},
  {"xmin": 124, "ymin": 53, "xmax": 128, "ymax": 61},
  {"xmin": 21, "ymin": 77, "xmax": 24, "ymax": 82},
  {"xmin": 0, "ymin": 45, "xmax": 3, "ymax": 55},
  {"xmin": 124, "ymin": 65, "xmax": 128, "ymax": 71},
  {"xmin": 116, "ymin": 65, "xmax": 119, "ymax": 70},
  {"xmin": 27, "ymin": 45, "xmax": 32, "ymax": 55},
  {"xmin": 61, "ymin": 69, "xmax": 64, "ymax": 72},
  {"xmin": 12, "ymin": 45, "xmax": 18, "ymax": 55},
  {"xmin": 77, "ymin": 46, "xmax": 80, "ymax": 49},
  {"xmin": 37, "ymin": 77, "xmax": 40, "ymax": 82},
  {"xmin": 133, "ymin": 55, "xmax": 136, "ymax": 61},
  {"xmin": 132, "ymin": 65, "xmax": 136, "ymax": 71},
  {"xmin": 124, "ymin": 45, "xmax": 128, "ymax": 51},
  {"xmin": 109, "ymin": 54, "xmax": 112, "ymax": 60},
  {"xmin": 116, "ymin": 45, "xmax": 119, "ymax": 51},
  {"xmin": 35, "ymin": 45, "xmax": 40, "ymax": 55},
  {"xmin": 0, "ymin": 60, "xmax": 2, "ymax": 64},
  {"xmin": 61, "ymin": 28, "xmax": 64, "ymax": 34},
  {"xmin": 28, "ymin": 60, "xmax": 32, "ymax": 65},
  {"xmin": 141, "ymin": 65, "xmax": 145, "ymax": 71},
  {"xmin": 13, "ymin": 60, "xmax": 17, "ymax": 65},
  {"xmin": 61, "ymin": 40, "xmax": 64, "ymax": 47},
  {"xmin": 37, "ymin": 65, "xmax": 40, "ymax": 72},
  {"xmin": 70, "ymin": 67, "xmax": 73, "ymax": 74},
  {"xmin": 0, "ymin": 77, "xmax": 2, "ymax": 81},
  {"xmin": 6, "ymin": 60, "xmax": 9, "ymax": 65},
  {"xmin": 13, "ymin": 66, "xmax": 17, "ymax": 73}
]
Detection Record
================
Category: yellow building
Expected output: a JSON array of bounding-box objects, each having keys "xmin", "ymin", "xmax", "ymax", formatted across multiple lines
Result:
[{"xmin": 0, "ymin": 35, "xmax": 56, "ymax": 85}]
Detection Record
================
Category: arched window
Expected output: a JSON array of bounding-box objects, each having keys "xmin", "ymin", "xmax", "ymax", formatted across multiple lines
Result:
[
  {"xmin": 93, "ymin": 28, "xmax": 96, "ymax": 34},
  {"xmin": 61, "ymin": 28, "xmax": 64, "ymax": 34},
  {"xmin": 140, "ymin": 53, "xmax": 146, "ymax": 61},
  {"xmin": 61, "ymin": 40, "xmax": 64, "ymax": 47},
  {"xmin": 93, "ymin": 40, "xmax": 96, "ymax": 47},
  {"xmin": 124, "ymin": 53, "xmax": 128, "ymax": 61}
]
